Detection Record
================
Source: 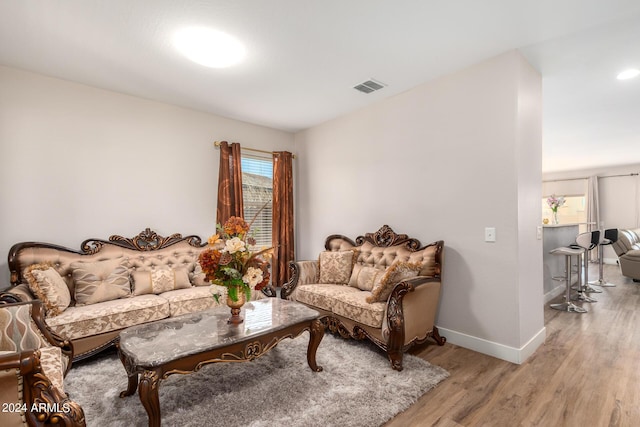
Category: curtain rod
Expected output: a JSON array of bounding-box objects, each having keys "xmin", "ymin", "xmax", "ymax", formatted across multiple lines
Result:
[
  {"xmin": 213, "ymin": 141, "xmax": 296, "ymax": 159},
  {"xmin": 543, "ymin": 173, "xmax": 639, "ymax": 183}
]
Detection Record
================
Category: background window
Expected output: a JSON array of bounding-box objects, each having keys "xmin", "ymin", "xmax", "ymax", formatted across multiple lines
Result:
[{"xmin": 242, "ymin": 156, "xmax": 273, "ymax": 247}]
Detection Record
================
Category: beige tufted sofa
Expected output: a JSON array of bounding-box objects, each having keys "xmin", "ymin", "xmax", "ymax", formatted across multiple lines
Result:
[
  {"xmin": 0, "ymin": 229, "xmax": 266, "ymax": 361},
  {"xmin": 612, "ymin": 228, "xmax": 640, "ymax": 281},
  {"xmin": 281, "ymin": 225, "xmax": 445, "ymax": 371}
]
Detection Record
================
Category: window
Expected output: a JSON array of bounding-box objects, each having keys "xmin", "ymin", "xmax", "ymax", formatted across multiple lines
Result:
[{"xmin": 242, "ymin": 156, "xmax": 273, "ymax": 247}]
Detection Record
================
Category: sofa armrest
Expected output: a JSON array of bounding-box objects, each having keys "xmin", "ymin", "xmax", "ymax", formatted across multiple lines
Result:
[
  {"xmin": 621, "ymin": 249, "xmax": 640, "ymax": 260},
  {"xmin": 0, "ymin": 349, "xmax": 86, "ymax": 426},
  {"xmin": 0, "ymin": 283, "xmax": 35, "ymax": 304},
  {"xmin": 382, "ymin": 277, "xmax": 444, "ymax": 369},
  {"xmin": 619, "ymin": 249, "xmax": 640, "ymax": 280},
  {"xmin": 281, "ymin": 260, "xmax": 319, "ymax": 299}
]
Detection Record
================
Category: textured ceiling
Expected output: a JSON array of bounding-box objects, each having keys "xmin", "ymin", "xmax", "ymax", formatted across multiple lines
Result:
[{"xmin": 1, "ymin": 0, "xmax": 639, "ymax": 173}]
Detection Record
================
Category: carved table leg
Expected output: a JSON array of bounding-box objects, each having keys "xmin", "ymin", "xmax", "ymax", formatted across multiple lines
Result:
[
  {"xmin": 139, "ymin": 370, "xmax": 161, "ymax": 427},
  {"xmin": 117, "ymin": 344, "xmax": 138, "ymax": 398},
  {"xmin": 307, "ymin": 318, "xmax": 324, "ymax": 372}
]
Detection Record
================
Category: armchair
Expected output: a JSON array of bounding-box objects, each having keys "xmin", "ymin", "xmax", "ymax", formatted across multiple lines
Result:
[
  {"xmin": 282, "ymin": 225, "xmax": 445, "ymax": 371},
  {"xmin": 0, "ymin": 301, "xmax": 85, "ymax": 427},
  {"xmin": 611, "ymin": 228, "xmax": 640, "ymax": 281}
]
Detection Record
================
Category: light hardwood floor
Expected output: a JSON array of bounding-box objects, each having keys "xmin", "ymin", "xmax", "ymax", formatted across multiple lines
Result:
[{"xmin": 386, "ymin": 264, "xmax": 640, "ymax": 427}]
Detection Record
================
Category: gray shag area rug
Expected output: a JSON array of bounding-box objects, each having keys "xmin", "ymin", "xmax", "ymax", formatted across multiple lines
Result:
[{"xmin": 65, "ymin": 333, "xmax": 448, "ymax": 427}]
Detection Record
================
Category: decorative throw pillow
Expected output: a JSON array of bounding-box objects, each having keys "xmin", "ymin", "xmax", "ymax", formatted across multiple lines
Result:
[
  {"xmin": 348, "ymin": 264, "xmax": 385, "ymax": 291},
  {"xmin": 71, "ymin": 257, "xmax": 132, "ymax": 306},
  {"xmin": 319, "ymin": 250, "xmax": 356, "ymax": 284},
  {"xmin": 366, "ymin": 261, "xmax": 422, "ymax": 303},
  {"xmin": 24, "ymin": 263, "xmax": 71, "ymax": 316},
  {"xmin": 132, "ymin": 267, "xmax": 192, "ymax": 295}
]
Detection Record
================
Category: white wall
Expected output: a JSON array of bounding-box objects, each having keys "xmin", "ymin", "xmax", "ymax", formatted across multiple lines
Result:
[
  {"xmin": 294, "ymin": 51, "xmax": 544, "ymax": 362},
  {"xmin": 0, "ymin": 66, "xmax": 294, "ymax": 280},
  {"xmin": 543, "ymin": 163, "xmax": 640, "ymax": 261}
]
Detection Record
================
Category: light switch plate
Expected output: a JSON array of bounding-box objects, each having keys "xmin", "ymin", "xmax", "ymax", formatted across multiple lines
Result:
[
  {"xmin": 536, "ymin": 226, "xmax": 543, "ymax": 240},
  {"xmin": 485, "ymin": 227, "xmax": 496, "ymax": 242}
]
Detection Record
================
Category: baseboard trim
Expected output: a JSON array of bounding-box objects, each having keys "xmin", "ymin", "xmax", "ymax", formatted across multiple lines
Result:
[
  {"xmin": 544, "ymin": 284, "xmax": 565, "ymax": 303},
  {"xmin": 437, "ymin": 326, "xmax": 546, "ymax": 364}
]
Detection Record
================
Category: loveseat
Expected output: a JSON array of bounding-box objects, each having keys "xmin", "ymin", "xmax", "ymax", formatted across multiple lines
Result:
[
  {"xmin": 612, "ymin": 228, "xmax": 640, "ymax": 281},
  {"xmin": 0, "ymin": 229, "xmax": 266, "ymax": 361},
  {"xmin": 281, "ymin": 225, "xmax": 445, "ymax": 371}
]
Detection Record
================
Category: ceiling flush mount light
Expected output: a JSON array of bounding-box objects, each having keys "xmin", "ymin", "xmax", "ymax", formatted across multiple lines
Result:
[
  {"xmin": 616, "ymin": 68, "xmax": 640, "ymax": 80},
  {"xmin": 173, "ymin": 27, "xmax": 246, "ymax": 68}
]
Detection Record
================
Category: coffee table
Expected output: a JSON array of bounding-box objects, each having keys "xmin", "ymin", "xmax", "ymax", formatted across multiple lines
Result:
[{"xmin": 116, "ymin": 298, "xmax": 324, "ymax": 427}]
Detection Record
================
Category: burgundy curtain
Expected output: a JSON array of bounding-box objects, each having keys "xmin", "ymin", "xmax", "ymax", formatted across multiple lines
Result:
[
  {"xmin": 216, "ymin": 141, "xmax": 244, "ymax": 225},
  {"xmin": 272, "ymin": 151, "xmax": 294, "ymax": 287}
]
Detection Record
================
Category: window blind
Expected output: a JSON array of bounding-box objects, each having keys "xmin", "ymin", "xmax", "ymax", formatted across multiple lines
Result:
[{"xmin": 241, "ymin": 156, "xmax": 273, "ymax": 247}]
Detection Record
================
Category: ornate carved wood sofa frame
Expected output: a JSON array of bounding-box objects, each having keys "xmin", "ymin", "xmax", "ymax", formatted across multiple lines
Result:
[
  {"xmin": 281, "ymin": 225, "xmax": 445, "ymax": 371},
  {"xmin": 0, "ymin": 229, "xmax": 268, "ymax": 362}
]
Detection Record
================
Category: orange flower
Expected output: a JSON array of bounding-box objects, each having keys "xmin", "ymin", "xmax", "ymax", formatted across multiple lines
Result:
[
  {"xmin": 223, "ymin": 216, "xmax": 249, "ymax": 236},
  {"xmin": 208, "ymin": 234, "xmax": 220, "ymax": 245}
]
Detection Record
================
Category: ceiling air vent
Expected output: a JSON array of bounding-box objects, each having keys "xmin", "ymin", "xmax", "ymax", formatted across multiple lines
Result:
[{"xmin": 353, "ymin": 79, "xmax": 386, "ymax": 94}]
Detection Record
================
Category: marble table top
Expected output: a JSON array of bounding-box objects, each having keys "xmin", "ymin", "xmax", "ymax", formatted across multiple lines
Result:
[{"xmin": 118, "ymin": 298, "xmax": 319, "ymax": 367}]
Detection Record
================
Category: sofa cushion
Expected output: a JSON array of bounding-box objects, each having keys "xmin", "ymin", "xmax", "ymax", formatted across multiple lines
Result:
[
  {"xmin": 45, "ymin": 294, "xmax": 169, "ymax": 340},
  {"xmin": 159, "ymin": 286, "xmax": 221, "ymax": 317},
  {"xmin": 319, "ymin": 250, "xmax": 355, "ymax": 284},
  {"xmin": 71, "ymin": 257, "xmax": 132, "ymax": 306},
  {"xmin": 348, "ymin": 264, "xmax": 385, "ymax": 291},
  {"xmin": 295, "ymin": 284, "xmax": 385, "ymax": 328},
  {"xmin": 24, "ymin": 263, "xmax": 71, "ymax": 316},
  {"xmin": 367, "ymin": 261, "xmax": 422, "ymax": 303},
  {"xmin": 332, "ymin": 290, "xmax": 385, "ymax": 328},
  {"xmin": 132, "ymin": 267, "xmax": 192, "ymax": 296}
]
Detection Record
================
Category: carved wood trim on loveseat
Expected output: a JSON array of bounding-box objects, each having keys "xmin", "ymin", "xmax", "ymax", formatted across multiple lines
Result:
[{"xmin": 282, "ymin": 225, "xmax": 445, "ymax": 371}]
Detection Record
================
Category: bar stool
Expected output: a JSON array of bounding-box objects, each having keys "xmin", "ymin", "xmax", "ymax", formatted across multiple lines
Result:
[
  {"xmin": 589, "ymin": 228, "xmax": 618, "ymax": 287},
  {"xmin": 550, "ymin": 246, "xmax": 587, "ymax": 313},
  {"xmin": 571, "ymin": 231, "xmax": 601, "ymax": 301}
]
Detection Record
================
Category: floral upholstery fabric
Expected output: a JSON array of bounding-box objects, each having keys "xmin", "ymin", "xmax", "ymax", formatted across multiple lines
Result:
[
  {"xmin": 294, "ymin": 261, "xmax": 319, "ymax": 285},
  {"xmin": 0, "ymin": 304, "xmax": 48, "ymax": 352},
  {"xmin": 332, "ymin": 290, "xmax": 385, "ymax": 328},
  {"xmin": 39, "ymin": 346, "xmax": 65, "ymax": 393},
  {"xmin": 160, "ymin": 286, "xmax": 222, "ymax": 317},
  {"xmin": 318, "ymin": 250, "xmax": 355, "ymax": 284},
  {"xmin": 45, "ymin": 295, "xmax": 170, "ymax": 340},
  {"xmin": 295, "ymin": 284, "xmax": 384, "ymax": 328}
]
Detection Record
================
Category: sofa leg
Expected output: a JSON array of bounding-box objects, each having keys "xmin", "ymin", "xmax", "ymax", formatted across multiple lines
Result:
[
  {"xmin": 431, "ymin": 326, "xmax": 446, "ymax": 346},
  {"xmin": 388, "ymin": 350, "xmax": 404, "ymax": 371}
]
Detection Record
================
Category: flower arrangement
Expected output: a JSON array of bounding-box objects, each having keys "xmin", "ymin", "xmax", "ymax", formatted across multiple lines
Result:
[
  {"xmin": 546, "ymin": 195, "xmax": 566, "ymax": 212},
  {"xmin": 198, "ymin": 216, "xmax": 272, "ymax": 304}
]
